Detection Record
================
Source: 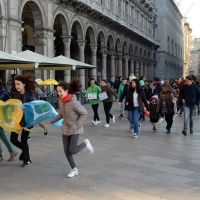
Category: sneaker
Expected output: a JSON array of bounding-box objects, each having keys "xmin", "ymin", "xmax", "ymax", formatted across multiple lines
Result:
[
  {"xmin": 182, "ymin": 130, "xmax": 187, "ymax": 136},
  {"xmin": 119, "ymin": 114, "xmax": 124, "ymax": 119},
  {"xmin": 44, "ymin": 126, "xmax": 48, "ymax": 135},
  {"xmin": 84, "ymin": 139, "xmax": 94, "ymax": 154},
  {"xmin": 21, "ymin": 160, "xmax": 32, "ymax": 167},
  {"xmin": 166, "ymin": 130, "xmax": 171, "ymax": 134},
  {"xmin": 132, "ymin": 133, "xmax": 138, "ymax": 138},
  {"xmin": 158, "ymin": 117, "xmax": 163, "ymax": 124},
  {"xmin": 91, "ymin": 120, "xmax": 96, "ymax": 126},
  {"xmin": 141, "ymin": 118, "xmax": 145, "ymax": 121},
  {"xmin": 0, "ymin": 155, "xmax": 3, "ymax": 163},
  {"xmin": 138, "ymin": 124, "xmax": 141, "ymax": 133},
  {"xmin": 104, "ymin": 123, "xmax": 110, "ymax": 128},
  {"xmin": 153, "ymin": 127, "xmax": 157, "ymax": 131},
  {"xmin": 112, "ymin": 116, "xmax": 115, "ymax": 123},
  {"xmin": 129, "ymin": 129, "xmax": 134, "ymax": 133},
  {"xmin": 95, "ymin": 121, "xmax": 101, "ymax": 125},
  {"xmin": 28, "ymin": 136, "xmax": 31, "ymax": 140},
  {"xmin": 8, "ymin": 151, "xmax": 18, "ymax": 162},
  {"xmin": 67, "ymin": 167, "xmax": 78, "ymax": 178}
]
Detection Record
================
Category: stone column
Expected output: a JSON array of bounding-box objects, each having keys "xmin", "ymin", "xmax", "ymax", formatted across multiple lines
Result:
[
  {"xmin": 140, "ymin": 61, "xmax": 144, "ymax": 77},
  {"xmin": 124, "ymin": 56, "xmax": 130, "ymax": 78},
  {"xmin": 101, "ymin": 47, "xmax": 107, "ymax": 79},
  {"xmin": 130, "ymin": 58, "xmax": 135, "ymax": 75},
  {"xmin": 117, "ymin": 53, "xmax": 123, "ymax": 76},
  {"xmin": 62, "ymin": 36, "xmax": 73, "ymax": 82},
  {"xmin": 135, "ymin": 60, "xmax": 139, "ymax": 78},
  {"xmin": 77, "ymin": 40, "xmax": 86, "ymax": 89},
  {"xmin": 110, "ymin": 51, "xmax": 116, "ymax": 82},
  {"xmin": 90, "ymin": 44, "xmax": 98, "ymax": 80},
  {"xmin": 144, "ymin": 63, "xmax": 148, "ymax": 78}
]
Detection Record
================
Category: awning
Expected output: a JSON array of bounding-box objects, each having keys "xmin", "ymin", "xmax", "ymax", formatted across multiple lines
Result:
[
  {"xmin": 14, "ymin": 50, "xmax": 73, "ymax": 70},
  {"xmin": 0, "ymin": 51, "xmax": 34, "ymax": 70},
  {"xmin": 53, "ymin": 55, "xmax": 96, "ymax": 69}
]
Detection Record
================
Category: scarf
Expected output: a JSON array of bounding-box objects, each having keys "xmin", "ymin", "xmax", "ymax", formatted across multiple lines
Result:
[{"xmin": 60, "ymin": 94, "xmax": 73, "ymax": 103}]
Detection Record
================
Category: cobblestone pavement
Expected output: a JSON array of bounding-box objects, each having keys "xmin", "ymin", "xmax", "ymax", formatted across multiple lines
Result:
[{"xmin": 1, "ymin": 102, "xmax": 200, "ymax": 200}]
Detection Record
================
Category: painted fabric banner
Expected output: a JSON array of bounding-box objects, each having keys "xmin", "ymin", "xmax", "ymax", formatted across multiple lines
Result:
[
  {"xmin": 0, "ymin": 99, "xmax": 23, "ymax": 134},
  {"xmin": 23, "ymin": 100, "xmax": 62, "ymax": 128}
]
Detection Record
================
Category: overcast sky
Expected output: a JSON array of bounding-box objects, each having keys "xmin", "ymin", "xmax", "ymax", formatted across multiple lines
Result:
[{"xmin": 178, "ymin": 0, "xmax": 200, "ymax": 37}]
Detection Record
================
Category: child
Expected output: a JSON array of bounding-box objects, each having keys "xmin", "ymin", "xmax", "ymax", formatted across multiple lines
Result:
[
  {"xmin": 149, "ymin": 95, "xmax": 159, "ymax": 131},
  {"xmin": 50, "ymin": 78, "xmax": 94, "ymax": 178}
]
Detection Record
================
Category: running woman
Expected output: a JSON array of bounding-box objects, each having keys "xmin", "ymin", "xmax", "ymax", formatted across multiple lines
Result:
[{"xmin": 50, "ymin": 78, "xmax": 93, "ymax": 178}]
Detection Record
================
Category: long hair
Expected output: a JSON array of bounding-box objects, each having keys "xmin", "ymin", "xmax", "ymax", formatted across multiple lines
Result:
[
  {"xmin": 129, "ymin": 79, "xmax": 142, "ymax": 93},
  {"xmin": 161, "ymin": 83, "xmax": 172, "ymax": 94},
  {"xmin": 88, "ymin": 78, "xmax": 99, "ymax": 87},
  {"xmin": 57, "ymin": 78, "xmax": 82, "ymax": 94},
  {"xmin": 11, "ymin": 73, "xmax": 36, "ymax": 93}
]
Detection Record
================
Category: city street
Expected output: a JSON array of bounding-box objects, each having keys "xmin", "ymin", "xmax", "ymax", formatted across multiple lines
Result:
[{"xmin": 1, "ymin": 102, "xmax": 200, "ymax": 200}]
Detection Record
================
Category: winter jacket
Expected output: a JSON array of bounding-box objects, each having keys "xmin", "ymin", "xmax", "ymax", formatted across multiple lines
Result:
[
  {"xmin": 153, "ymin": 84, "xmax": 162, "ymax": 96},
  {"xmin": 35, "ymin": 87, "xmax": 47, "ymax": 100},
  {"xmin": 50, "ymin": 94, "xmax": 87, "ymax": 136},
  {"xmin": 101, "ymin": 85, "xmax": 118, "ymax": 103},
  {"xmin": 126, "ymin": 89, "xmax": 150, "ymax": 112},
  {"xmin": 179, "ymin": 83, "xmax": 200, "ymax": 108},
  {"xmin": 85, "ymin": 84, "xmax": 101, "ymax": 105},
  {"xmin": 118, "ymin": 83, "xmax": 125, "ymax": 98},
  {"xmin": 11, "ymin": 91, "xmax": 35, "ymax": 103},
  {"xmin": 0, "ymin": 87, "xmax": 9, "ymax": 102},
  {"xmin": 149, "ymin": 103, "xmax": 159, "ymax": 119}
]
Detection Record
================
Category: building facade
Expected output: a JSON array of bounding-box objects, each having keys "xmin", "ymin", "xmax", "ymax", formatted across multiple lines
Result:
[
  {"xmin": 0, "ymin": 0, "xmax": 159, "ymax": 89},
  {"xmin": 189, "ymin": 49, "xmax": 200, "ymax": 77},
  {"xmin": 183, "ymin": 17, "xmax": 192, "ymax": 77},
  {"xmin": 156, "ymin": 0, "xmax": 184, "ymax": 79}
]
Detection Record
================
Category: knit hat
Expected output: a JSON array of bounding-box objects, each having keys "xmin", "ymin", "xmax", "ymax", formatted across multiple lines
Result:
[
  {"xmin": 152, "ymin": 95, "xmax": 158, "ymax": 101},
  {"xmin": 129, "ymin": 75, "xmax": 136, "ymax": 82}
]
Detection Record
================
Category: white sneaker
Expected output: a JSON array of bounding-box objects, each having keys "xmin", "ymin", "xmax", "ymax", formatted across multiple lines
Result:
[
  {"xmin": 112, "ymin": 116, "xmax": 115, "ymax": 123},
  {"xmin": 84, "ymin": 139, "xmax": 94, "ymax": 153},
  {"xmin": 104, "ymin": 123, "xmax": 110, "ymax": 128},
  {"xmin": 96, "ymin": 121, "xmax": 101, "ymax": 124},
  {"xmin": 67, "ymin": 167, "xmax": 78, "ymax": 178},
  {"xmin": 158, "ymin": 117, "xmax": 163, "ymax": 124},
  {"xmin": 91, "ymin": 120, "xmax": 97, "ymax": 126},
  {"xmin": 132, "ymin": 133, "xmax": 138, "ymax": 138},
  {"xmin": 130, "ymin": 129, "xmax": 134, "ymax": 133}
]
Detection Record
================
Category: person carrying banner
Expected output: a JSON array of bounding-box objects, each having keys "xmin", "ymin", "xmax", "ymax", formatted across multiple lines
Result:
[
  {"xmin": 85, "ymin": 78, "xmax": 101, "ymax": 126},
  {"xmin": 0, "ymin": 79, "xmax": 18, "ymax": 163},
  {"xmin": 50, "ymin": 78, "xmax": 93, "ymax": 178},
  {"xmin": 10, "ymin": 73, "xmax": 35, "ymax": 167}
]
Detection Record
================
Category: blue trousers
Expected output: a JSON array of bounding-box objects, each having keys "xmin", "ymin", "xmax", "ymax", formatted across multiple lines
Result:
[{"xmin": 129, "ymin": 107, "xmax": 140, "ymax": 134}]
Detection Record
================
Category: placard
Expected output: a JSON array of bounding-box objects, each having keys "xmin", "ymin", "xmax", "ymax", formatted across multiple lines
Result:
[
  {"xmin": 88, "ymin": 93, "xmax": 97, "ymax": 100},
  {"xmin": 99, "ymin": 92, "xmax": 108, "ymax": 101}
]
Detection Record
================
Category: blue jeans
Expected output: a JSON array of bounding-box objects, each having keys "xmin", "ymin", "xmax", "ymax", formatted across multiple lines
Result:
[
  {"xmin": 129, "ymin": 107, "xmax": 140, "ymax": 134},
  {"xmin": 125, "ymin": 110, "xmax": 134, "ymax": 129}
]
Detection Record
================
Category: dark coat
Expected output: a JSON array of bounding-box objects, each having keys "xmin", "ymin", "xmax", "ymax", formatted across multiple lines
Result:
[
  {"xmin": 11, "ymin": 91, "xmax": 35, "ymax": 103},
  {"xmin": 0, "ymin": 87, "xmax": 9, "ymax": 102},
  {"xmin": 126, "ymin": 89, "xmax": 150, "ymax": 112},
  {"xmin": 149, "ymin": 103, "xmax": 159, "ymax": 119},
  {"xmin": 153, "ymin": 84, "xmax": 162, "ymax": 96},
  {"xmin": 101, "ymin": 85, "xmax": 118, "ymax": 103}
]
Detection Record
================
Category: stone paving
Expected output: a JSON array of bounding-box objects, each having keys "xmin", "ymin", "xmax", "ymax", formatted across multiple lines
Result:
[{"xmin": 1, "ymin": 102, "xmax": 200, "ymax": 200}]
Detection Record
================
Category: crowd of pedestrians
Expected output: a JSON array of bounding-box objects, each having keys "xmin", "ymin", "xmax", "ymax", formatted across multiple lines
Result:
[{"xmin": 0, "ymin": 72, "xmax": 200, "ymax": 179}]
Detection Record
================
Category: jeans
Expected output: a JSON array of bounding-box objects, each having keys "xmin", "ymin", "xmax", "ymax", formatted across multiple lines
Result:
[
  {"xmin": 165, "ymin": 112, "xmax": 174, "ymax": 130},
  {"xmin": 125, "ymin": 110, "xmax": 134, "ymax": 129},
  {"xmin": 10, "ymin": 129, "xmax": 30, "ymax": 162},
  {"xmin": 103, "ymin": 102, "xmax": 113, "ymax": 124},
  {"xmin": 0, "ymin": 127, "xmax": 14, "ymax": 155},
  {"xmin": 129, "ymin": 107, "xmax": 140, "ymax": 134},
  {"xmin": 183, "ymin": 105, "xmax": 197, "ymax": 131},
  {"xmin": 120, "ymin": 99, "xmax": 125, "ymax": 116},
  {"xmin": 62, "ymin": 134, "xmax": 86, "ymax": 169},
  {"xmin": 91, "ymin": 104, "xmax": 100, "ymax": 121}
]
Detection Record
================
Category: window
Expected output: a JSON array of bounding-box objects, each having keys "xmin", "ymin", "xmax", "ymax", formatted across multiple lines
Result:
[{"xmin": 167, "ymin": 36, "xmax": 170, "ymax": 53}]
